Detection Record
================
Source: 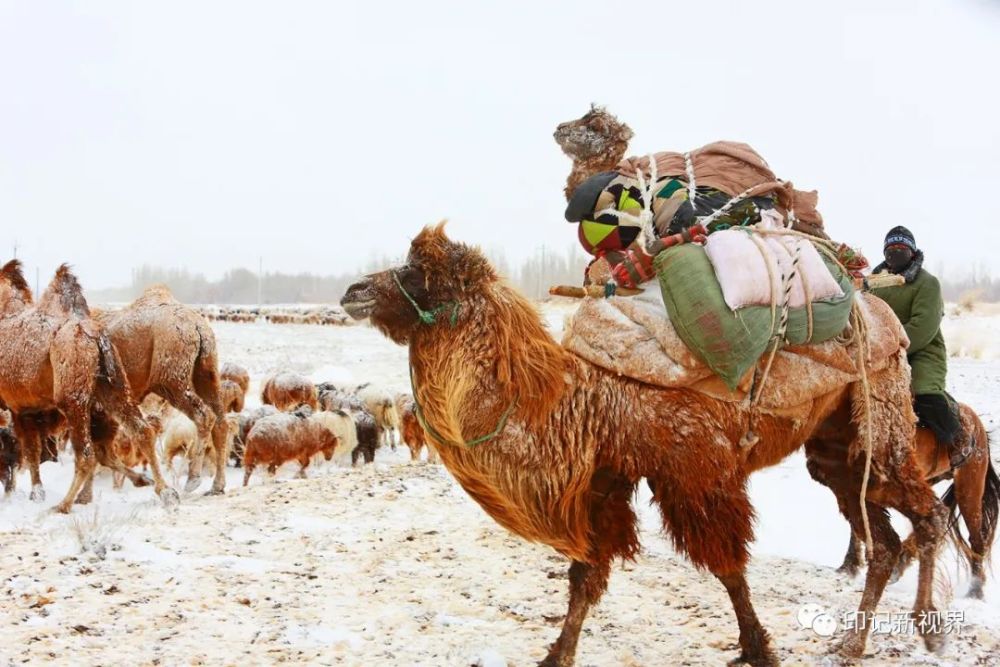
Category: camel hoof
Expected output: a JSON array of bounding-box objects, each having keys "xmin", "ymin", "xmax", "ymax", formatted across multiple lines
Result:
[
  {"xmin": 127, "ymin": 474, "xmax": 151, "ymax": 488},
  {"xmin": 203, "ymin": 487, "xmax": 225, "ymax": 497},
  {"xmin": 183, "ymin": 476, "xmax": 202, "ymax": 493},
  {"xmin": 966, "ymin": 577, "xmax": 985, "ymax": 600},
  {"xmin": 52, "ymin": 503, "xmax": 72, "ymax": 515},
  {"xmin": 159, "ymin": 488, "xmax": 180, "ymax": 509},
  {"xmin": 30, "ymin": 485, "xmax": 45, "ymax": 503},
  {"xmin": 727, "ymin": 650, "xmax": 781, "ymax": 667},
  {"xmin": 74, "ymin": 493, "xmax": 93, "ymax": 505},
  {"xmin": 921, "ymin": 628, "xmax": 948, "ymax": 655},
  {"xmin": 836, "ymin": 563, "xmax": 860, "ymax": 578},
  {"xmin": 833, "ymin": 633, "xmax": 866, "ymax": 660}
]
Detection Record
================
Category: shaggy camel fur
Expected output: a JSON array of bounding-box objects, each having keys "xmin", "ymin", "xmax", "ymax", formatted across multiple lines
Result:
[
  {"xmin": 819, "ymin": 403, "xmax": 999, "ymax": 599},
  {"xmin": 95, "ymin": 285, "xmax": 229, "ymax": 495},
  {"xmin": 220, "ymin": 362, "xmax": 250, "ymax": 397},
  {"xmin": 553, "ymin": 104, "xmax": 633, "ymax": 201},
  {"xmin": 262, "ymin": 372, "xmax": 318, "ymax": 412},
  {"xmin": 341, "ymin": 225, "xmax": 948, "ymax": 665},
  {"xmin": 0, "ymin": 261, "xmax": 170, "ymax": 513}
]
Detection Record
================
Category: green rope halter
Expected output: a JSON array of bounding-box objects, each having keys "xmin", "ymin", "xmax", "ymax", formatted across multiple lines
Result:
[
  {"xmin": 408, "ymin": 365, "xmax": 517, "ymax": 449},
  {"xmin": 392, "ymin": 270, "xmax": 460, "ymax": 326},
  {"xmin": 391, "ymin": 270, "xmax": 516, "ymax": 449}
]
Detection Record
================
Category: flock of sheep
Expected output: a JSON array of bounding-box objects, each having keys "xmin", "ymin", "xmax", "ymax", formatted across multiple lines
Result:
[
  {"xmin": 2, "ymin": 369, "xmax": 437, "ymax": 497},
  {"xmin": 0, "ymin": 261, "xmax": 433, "ymax": 513}
]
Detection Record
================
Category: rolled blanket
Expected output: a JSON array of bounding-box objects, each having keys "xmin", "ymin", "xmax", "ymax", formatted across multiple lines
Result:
[{"xmin": 617, "ymin": 141, "xmax": 825, "ymax": 238}]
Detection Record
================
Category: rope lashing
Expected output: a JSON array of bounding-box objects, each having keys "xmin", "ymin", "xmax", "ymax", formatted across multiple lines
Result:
[{"xmin": 392, "ymin": 271, "xmax": 460, "ymax": 326}]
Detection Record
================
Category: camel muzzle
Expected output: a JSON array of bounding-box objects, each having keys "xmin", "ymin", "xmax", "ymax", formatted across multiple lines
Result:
[{"xmin": 340, "ymin": 280, "xmax": 376, "ymax": 320}]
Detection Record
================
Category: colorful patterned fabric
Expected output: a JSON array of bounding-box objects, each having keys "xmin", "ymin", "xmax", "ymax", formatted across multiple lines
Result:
[{"xmin": 573, "ymin": 172, "xmax": 776, "ymax": 256}]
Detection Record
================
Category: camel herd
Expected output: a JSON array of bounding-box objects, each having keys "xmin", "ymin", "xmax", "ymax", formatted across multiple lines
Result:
[{"xmin": 0, "ymin": 260, "xmax": 435, "ymax": 519}]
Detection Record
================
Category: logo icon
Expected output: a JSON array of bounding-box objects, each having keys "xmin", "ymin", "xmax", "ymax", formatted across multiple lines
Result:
[{"xmin": 797, "ymin": 603, "xmax": 838, "ymax": 637}]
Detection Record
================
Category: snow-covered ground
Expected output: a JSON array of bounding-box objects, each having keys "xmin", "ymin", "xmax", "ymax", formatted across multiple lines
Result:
[{"xmin": 1, "ymin": 303, "xmax": 999, "ymax": 665}]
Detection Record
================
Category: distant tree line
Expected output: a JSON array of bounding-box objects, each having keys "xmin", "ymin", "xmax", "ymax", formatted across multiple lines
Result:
[
  {"xmin": 86, "ymin": 253, "xmax": 999, "ymax": 306},
  {"xmin": 87, "ymin": 245, "xmax": 593, "ymax": 305},
  {"xmin": 936, "ymin": 263, "xmax": 1000, "ymax": 303}
]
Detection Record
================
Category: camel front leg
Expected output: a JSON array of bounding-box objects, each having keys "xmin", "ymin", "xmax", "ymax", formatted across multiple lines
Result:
[
  {"xmin": 716, "ymin": 571, "xmax": 778, "ymax": 667},
  {"xmin": 539, "ymin": 559, "xmax": 610, "ymax": 667},
  {"xmin": 894, "ymin": 482, "xmax": 949, "ymax": 654}
]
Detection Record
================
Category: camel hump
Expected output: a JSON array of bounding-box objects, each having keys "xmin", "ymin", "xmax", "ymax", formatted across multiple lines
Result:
[
  {"xmin": 1, "ymin": 259, "xmax": 32, "ymax": 299},
  {"xmin": 133, "ymin": 284, "xmax": 179, "ymax": 307},
  {"xmin": 38, "ymin": 264, "xmax": 90, "ymax": 318}
]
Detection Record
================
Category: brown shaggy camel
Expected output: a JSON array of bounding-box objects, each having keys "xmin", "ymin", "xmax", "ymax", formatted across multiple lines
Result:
[
  {"xmin": 815, "ymin": 403, "xmax": 999, "ymax": 599},
  {"xmin": 341, "ymin": 225, "xmax": 948, "ymax": 665},
  {"xmin": 262, "ymin": 372, "xmax": 318, "ymax": 412},
  {"xmin": 93, "ymin": 285, "xmax": 229, "ymax": 495},
  {"xmin": 0, "ymin": 261, "xmax": 172, "ymax": 512}
]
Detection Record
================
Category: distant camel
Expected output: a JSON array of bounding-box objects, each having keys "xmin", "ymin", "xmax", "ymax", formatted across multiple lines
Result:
[{"xmin": 0, "ymin": 261, "xmax": 174, "ymax": 512}]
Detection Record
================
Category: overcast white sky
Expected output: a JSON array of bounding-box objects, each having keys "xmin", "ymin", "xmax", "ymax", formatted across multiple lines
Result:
[{"xmin": 1, "ymin": 0, "xmax": 999, "ymax": 290}]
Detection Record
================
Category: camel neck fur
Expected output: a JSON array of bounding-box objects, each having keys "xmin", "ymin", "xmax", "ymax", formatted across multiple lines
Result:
[
  {"xmin": 564, "ymin": 149, "xmax": 627, "ymax": 201},
  {"xmin": 408, "ymin": 282, "xmax": 570, "ymax": 446}
]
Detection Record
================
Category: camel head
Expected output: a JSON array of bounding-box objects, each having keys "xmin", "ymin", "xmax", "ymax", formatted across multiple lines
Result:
[
  {"xmin": 553, "ymin": 104, "xmax": 633, "ymax": 163},
  {"xmin": 554, "ymin": 105, "xmax": 634, "ymax": 200},
  {"xmin": 0, "ymin": 259, "xmax": 33, "ymax": 313},
  {"xmin": 341, "ymin": 222, "xmax": 497, "ymax": 344}
]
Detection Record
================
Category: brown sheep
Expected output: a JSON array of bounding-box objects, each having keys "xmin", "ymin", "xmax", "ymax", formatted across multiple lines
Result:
[
  {"xmin": 350, "ymin": 410, "xmax": 382, "ymax": 466},
  {"xmin": 399, "ymin": 397, "xmax": 439, "ymax": 464},
  {"xmin": 219, "ymin": 379, "xmax": 245, "ymax": 414},
  {"xmin": 220, "ymin": 362, "xmax": 250, "ymax": 397},
  {"xmin": 232, "ymin": 405, "xmax": 280, "ymax": 467},
  {"xmin": 261, "ymin": 372, "xmax": 318, "ymax": 412},
  {"xmin": 242, "ymin": 411, "xmax": 340, "ymax": 485}
]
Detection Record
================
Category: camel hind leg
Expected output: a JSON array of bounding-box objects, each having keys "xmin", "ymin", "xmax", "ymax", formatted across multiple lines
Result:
[
  {"xmin": 191, "ymin": 345, "xmax": 228, "ymax": 495},
  {"xmin": 53, "ymin": 406, "xmax": 98, "ymax": 514}
]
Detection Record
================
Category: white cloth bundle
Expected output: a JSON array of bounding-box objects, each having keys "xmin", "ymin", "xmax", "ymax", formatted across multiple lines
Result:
[{"xmin": 703, "ymin": 211, "xmax": 843, "ymax": 311}]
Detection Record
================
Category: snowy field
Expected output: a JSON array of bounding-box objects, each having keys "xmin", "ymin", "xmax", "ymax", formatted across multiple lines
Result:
[{"xmin": 1, "ymin": 302, "xmax": 999, "ymax": 665}]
